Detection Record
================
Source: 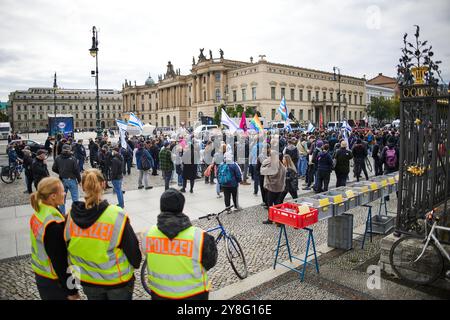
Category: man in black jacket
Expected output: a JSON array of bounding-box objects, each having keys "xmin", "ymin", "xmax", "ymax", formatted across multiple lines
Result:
[
  {"xmin": 52, "ymin": 144, "xmax": 81, "ymax": 214},
  {"xmin": 32, "ymin": 149, "xmax": 50, "ymax": 189},
  {"xmin": 88, "ymin": 138, "xmax": 99, "ymax": 168},
  {"xmin": 333, "ymin": 141, "xmax": 353, "ymax": 187},
  {"xmin": 143, "ymin": 189, "xmax": 218, "ymax": 300},
  {"xmin": 111, "ymin": 146, "xmax": 125, "ymax": 208}
]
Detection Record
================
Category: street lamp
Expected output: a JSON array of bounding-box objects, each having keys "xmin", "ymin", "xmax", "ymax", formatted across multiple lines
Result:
[
  {"xmin": 53, "ymin": 72, "xmax": 57, "ymax": 118},
  {"xmin": 333, "ymin": 66, "xmax": 342, "ymax": 125},
  {"xmin": 89, "ymin": 26, "xmax": 102, "ymax": 138}
]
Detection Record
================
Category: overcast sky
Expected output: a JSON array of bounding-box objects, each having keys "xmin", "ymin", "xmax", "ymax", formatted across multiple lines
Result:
[{"xmin": 0, "ymin": 0, "xmax": 449, "ymax": 102}]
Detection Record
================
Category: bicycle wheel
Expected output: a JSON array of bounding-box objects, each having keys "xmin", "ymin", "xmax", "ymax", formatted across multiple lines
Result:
[
  {"xmin": 225, "ymin": 234, "xmax": 248, "ymax": 279},
  {"xmin": 389, "ymin": 236, "xmax": 444, "ymax": 285},
  {"xmin": 140, "ymin": 258, "xmax": 152, "ymax": 296},
  {"xmin": 1, "ymin": 167, "xmax": 15, "ymax": 184}
]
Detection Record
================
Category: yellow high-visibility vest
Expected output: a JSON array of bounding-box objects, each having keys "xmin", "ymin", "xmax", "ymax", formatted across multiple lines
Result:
[
  {"xmin": 30, "ymin": 203, "xmax": 65, "ymax": 280},
  {"xmin": 143, "ymin": 225, "xmax": 210, "ymax": 299},
  {"xmin": 64, "ymin": 205, "xmax": 134, "ymax": 286}
]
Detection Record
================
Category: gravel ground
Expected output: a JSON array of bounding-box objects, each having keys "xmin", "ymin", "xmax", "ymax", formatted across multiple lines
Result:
[{"xmin": 0, "ymin": 196, "xmax": 394, "ymax": 300}]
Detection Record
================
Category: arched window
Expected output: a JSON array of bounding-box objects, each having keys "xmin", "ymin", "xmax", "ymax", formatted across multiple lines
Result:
[
  {"xmin": 173, "ymin": 116, "xmax": 176, "ymax": 127},
  {"xmin": 161, "ymin": 117, "xmax": 164, "ymax": 126},
  {"xmin": 167, "ymin": 115, "xmax": 170, "ymax": 126}
]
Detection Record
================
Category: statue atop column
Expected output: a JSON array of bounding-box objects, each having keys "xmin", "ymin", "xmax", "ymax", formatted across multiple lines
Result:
[
  {"xmin": 192, "ymin": 56, "xmax": 196, "ymax": 65},
  {"xmin": 198, "ymin": 48, "xmax": 206, "ymax": 62},
  {"xmin": 219, "ymin": 48, "xmax": 224, "ymax": 59},
  {"xmin": 165, "ymin": 61, "xmax": 176, "ymax": 78},
  {"xmin": 209, "ymin": 49, "xmax": 213, "ymax": 60}
]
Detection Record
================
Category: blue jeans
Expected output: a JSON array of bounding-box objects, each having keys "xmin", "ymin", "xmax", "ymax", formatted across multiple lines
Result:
[
  {"xmin": 60, "ymin": 178, "xmax": 79, "ymax": 214},
  {"xmin": 298, "ymin": 156, "xmax": 308, "ymax": 177},
  {"xmin": 112, "ymin": 179, "xmax": 124, "ymax": 208},
  {"xmin": 162, "ymin": 171, "xmax": 172, "ymax": 190},
  {"xmin": 78, "ymin": 158, "xmax": 84, "ymax": 173}
]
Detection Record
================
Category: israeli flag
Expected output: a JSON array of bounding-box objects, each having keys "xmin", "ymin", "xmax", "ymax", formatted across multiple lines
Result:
[
  {"xmin": 342, "ymin": 120, "xmax": 352, "ymax": 133},
  {"xmin": 116, "ymin": 119, "xmax": 128, "ymax": 149},
  {"xmin": 277, "ymin": 96, "xmax": 288, "ymax": 120},
  {"xmin": 307, "ymin": 122, "xmax": 315, "ymax": 133},
  {"xmin": 128, "ymin": 112, "xmax": 144, "ymax": 130}
]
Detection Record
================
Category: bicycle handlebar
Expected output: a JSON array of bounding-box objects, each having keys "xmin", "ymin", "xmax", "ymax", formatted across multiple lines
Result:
[{"xmin": 199, "ymin": 206, "xmax": 233, "ymax": 220}]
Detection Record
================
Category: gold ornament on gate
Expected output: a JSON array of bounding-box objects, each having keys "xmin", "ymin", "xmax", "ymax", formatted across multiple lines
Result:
[{"xmin": 411, "ymin": 66, "xmax": 429, "ymax": 85}]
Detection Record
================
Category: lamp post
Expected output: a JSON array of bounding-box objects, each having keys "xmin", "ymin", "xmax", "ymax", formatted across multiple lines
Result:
[
  {"xmin": 89, "ymin": 26, "xmax": 102, "ymax": 138},
  {"xmin": 333, "ymin": 66, "xmax": 342, "ymax": 125},
  {"xmin": 53, "ymin": 72, "xmax": 57, "ymax": 118}
]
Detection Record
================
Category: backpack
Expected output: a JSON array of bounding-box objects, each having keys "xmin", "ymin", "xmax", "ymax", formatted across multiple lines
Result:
[
  {"xmin": 140, "ymin": 153, "xmax": 151, "ymax": 171},
  {"xmin": 385, "ymin": 148, "xmax": 397, "ymax": 168},
  {"xmin": 218, "ymin": 164, "xmax": 233, "ymax": 185}
]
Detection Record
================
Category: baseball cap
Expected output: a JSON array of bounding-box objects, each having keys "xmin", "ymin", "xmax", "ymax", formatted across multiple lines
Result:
[
  {"xmin": 36, "ymin": 149, "xmax": 48, "ymax": 156},
  {"xmin": 62, "ymin": 144, "xmax": 71, "ymax": 151}
]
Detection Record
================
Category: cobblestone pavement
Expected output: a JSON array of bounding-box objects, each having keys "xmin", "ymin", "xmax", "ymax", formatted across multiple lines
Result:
[{"xmin": 0, "ymin": 196, "xmax": 394, "ymax": 300}]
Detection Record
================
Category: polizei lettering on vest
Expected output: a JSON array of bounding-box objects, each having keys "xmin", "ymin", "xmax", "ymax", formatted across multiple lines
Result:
[
  {"xmin": 177, "ymin": 304, "xmax": 211, "ymax": 318},
  {"xmin": 146, "ymin": 237, "xmax": 193, "ymax": 257}
]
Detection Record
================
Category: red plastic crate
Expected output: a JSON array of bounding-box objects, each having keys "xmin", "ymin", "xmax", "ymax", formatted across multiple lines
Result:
[{"xmin": 268, "ymin": 203, "xmax": 318, "ymax": 229}]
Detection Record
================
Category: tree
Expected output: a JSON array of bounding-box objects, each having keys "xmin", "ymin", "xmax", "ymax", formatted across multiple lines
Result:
[
  {"xmin": 390, "ymin": 97, "xmax": 400, "ymax": 120},
  {"xmin": 0, "ymin": 112, "xmax": 8, "ymax": 122},
  {"xmin": 213, "ymin": 105, "xmax": 257, "ymax": 125},
  {"xmin": 367, "ymin": 97, "xmax": 393, "ymax": 125}
]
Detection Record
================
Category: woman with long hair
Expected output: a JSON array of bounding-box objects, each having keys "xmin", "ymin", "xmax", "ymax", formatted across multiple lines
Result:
[
  {"xmin": 30, "ymin": 177, "xmax": 79, "ymax": 300},
  {"xmin": 64, "ymin": 169, "xmax": 141, "ymax": 300}
]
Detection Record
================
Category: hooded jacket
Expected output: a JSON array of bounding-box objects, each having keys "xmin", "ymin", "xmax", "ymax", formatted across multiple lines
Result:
[
  {"xmin": 69, "ymin": 200, "xmax": 142, "ymax": 288},
  {"xmin": 261, "ymin": 154, "xmax": 286, "ymax": 193}
]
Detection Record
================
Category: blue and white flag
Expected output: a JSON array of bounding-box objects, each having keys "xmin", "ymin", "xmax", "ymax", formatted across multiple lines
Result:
[
  {"xmin": 307, "ymin": 122, "xmax": 315, "ymax": 133},
  {"xmin": 342, "ymin": 120, "xmax": 352, "ymax": 133},
  {"xmin": 128, "ymin": 112, "xmax": 143, "ymax": 130},
  {"xmin": 116, "ymin": 119, "xmax": 128, "ymax": 149},
  {"xmin": 278, "ymin": 96, "xmax": 288, "ymax": 120},
  {"xmin": 343, "ymin": 130, "xmax": 350, "ymax": 150},
  {"xmin": 221, "ymin": 108, "xmax": 239, "ymax": 134}
]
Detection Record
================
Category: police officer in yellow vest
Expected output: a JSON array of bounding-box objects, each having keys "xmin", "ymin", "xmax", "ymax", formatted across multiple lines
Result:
[
  {"xmin": 30, "ymin": 177, "xmax": 80, "ymax": 300},
  {"xmin": 64, "ymin": 169, "xmax": 142, "ymax": 300},
  {"xmin": 143, "ymin": 188, "xmax": 218, "ymax": 300}
]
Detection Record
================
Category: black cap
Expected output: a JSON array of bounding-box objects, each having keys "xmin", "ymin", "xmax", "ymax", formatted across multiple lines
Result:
[
  {"xmin": 36, "ymin": 149, "xmax": 47, "ymax": 156},
  {"xmin": 160, "ymin": 188, "xmax": 185, "ymax": 213}
]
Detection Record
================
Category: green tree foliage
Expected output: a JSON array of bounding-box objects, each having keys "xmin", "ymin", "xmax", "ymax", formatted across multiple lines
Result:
[
  {"xmin": 367, "ymin": 97, "xmax": 399, "ymax": 125},
  {"xmin": 213, "ymin": 105, "xmax": 257, "ymax": 125},
  {"xmin": 0, "ymin": 112, "xmax": 8, "ymax": 122}
]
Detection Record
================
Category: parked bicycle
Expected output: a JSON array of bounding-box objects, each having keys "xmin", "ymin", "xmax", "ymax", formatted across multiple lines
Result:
[
  {"xmin": 1, "ymin": 163, "xmax": 24, "ymax": 184},
  {"xmin": 389, "ymin": 209, "xmax": 450, "ymax": 285},
  {"xmin": 140, "ymin": 207, "xmax": 248, "ymax": 296}
]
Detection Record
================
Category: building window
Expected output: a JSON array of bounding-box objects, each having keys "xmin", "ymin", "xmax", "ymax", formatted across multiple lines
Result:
[
  {"xmin": 330, "ymin": 93, "xmax": 334, "ymax": 101},
  {"xmin": 203, "ymin": 77, "xmax": 206, "ymax": 84},
  {"xmin": 307, "ymin": 90, "xmax": 311, "ymax": 101},
  {"xmin": 315, "ymin": 91, "xmax": 319, "ymax": 101},
  {"xmin": 142, "ymin": 104, "xmax": 144, "ymax": 111},
  {"xmin": 188, "ymin": 98, "xmax": 191, "ymax": 106},
  {"xmin": 203, "ymin": 91, "xmax": 206, "ymax": 101},
  {"xmin": 215, "ymin": 72, "xmax": 221, "ymax": 82},
  {"xmin": 252, "ymin": 87, "xmax": 256, "ymax": 100},
  {"xmin": 354, "ymin": 95, "xmax": 357, "ymax": 105},
  {"xmin": 299, "ymin": 90, "xmax": 303, "ymax": 101},
  {"xmin": 323, "ymin": 92, "xmax": 326, "ymax": 101},
  {"xmin": 90, "ymin": 114, "xmax": 93, "ymax": 119},
  {"xmin": 39, "ymin": 114, "xmax": 43, "ymax": 120},
  {"xmin": 18, "ymin": 115, "xmax": 21, "ymax": 120},
  {"xmin": 281, "ymin": 88, "xmax": 285, "ymax": 99},
  {"xmin": 271, "ymin": 87, "xmax": 276, "ymax": 100},
  {"xmin": 300, "ymin": 109, "xmax": 304, "ymax": 120},
  {"xmin": 17, "ymin": 105, "xmax": 21, "ymax": 111},
  {"xmin": 141, "ymin": 95, "xmax": 144, "ymax": 100},
  {"xmin": 348, "ymin": 94, "xmax": 352, "ymax": 104},
  {"xmin": 24, "ymin": 114, "xmax": 27, "ymax": 120},
  {"xmin": 360, "ymin": 96, "xmax": 363, "ymax": 105},
  {"xmin": 360, "ymin": 111, "xmax": 363, "ymax": 120},
  {"xmin": 39, "ymin": 106, "xmax": 42, "ymax": 111},
  {"xmin": 156, "ymin": 103, "xmax": 158, "ymax": 110},
  {"xmin": 271, "ymin": 109, "xmax": 276, "ymax": 120},
  {"xmin": 308, "ymin": 110, "xmax": 312, "ymax": 120},
  {"xmin": 149, "ymin": 103, "xmax": 152, "ymax": 111},
  {"xmin": 233, "ymin": 90, "xmax": 237, "ymax": 102},
  {"xmin": 215, "ymin": 89, "xmax": 221, "ymax": 102},
  {"xmin": 242, "ymin": 89, "xmax": 246, "ymax": 101}
]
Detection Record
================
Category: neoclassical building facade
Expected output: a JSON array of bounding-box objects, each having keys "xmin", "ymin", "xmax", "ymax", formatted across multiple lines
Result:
[
  {"xmin": 8, "ymin": 88, "xmax": 123, "ymax": 131},
  {"xmin": 122, "ymin": 50, "xmax": 367, "ymax": 128}
]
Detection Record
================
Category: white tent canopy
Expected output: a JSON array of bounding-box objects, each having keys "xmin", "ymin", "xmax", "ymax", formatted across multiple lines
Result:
[{"xmin": 141, "ymin": 124, "xmax": 156, "ymax": 136}]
